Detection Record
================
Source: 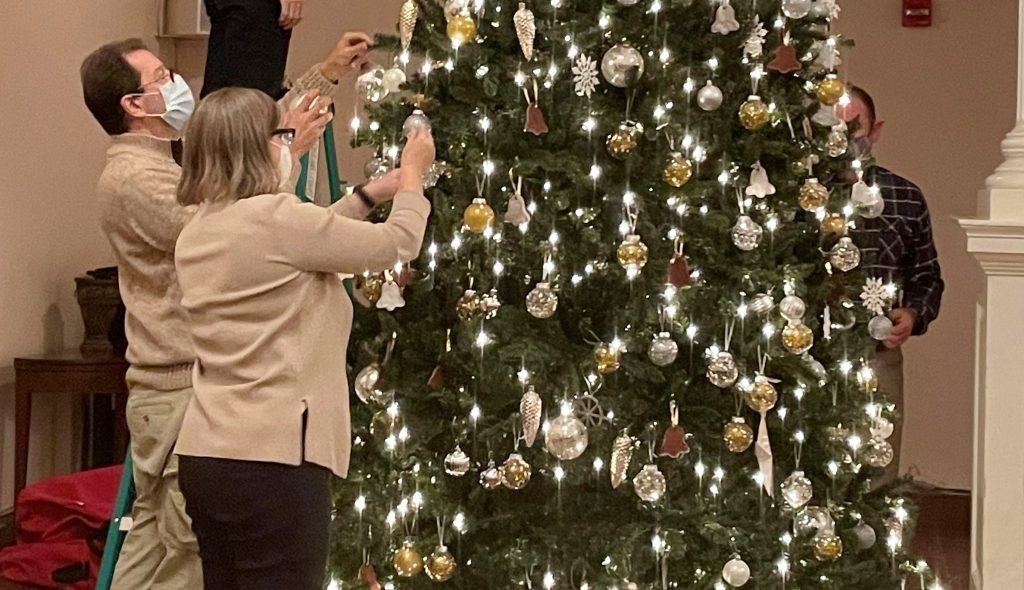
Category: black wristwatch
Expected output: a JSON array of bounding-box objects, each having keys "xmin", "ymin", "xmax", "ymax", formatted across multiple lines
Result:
[{"xmin": 353, "ymin": 184, "xmax": 375, "ymax": 209}]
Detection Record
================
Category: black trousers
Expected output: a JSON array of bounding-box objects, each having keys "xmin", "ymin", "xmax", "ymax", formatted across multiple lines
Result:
[
  {"xmin": 201, "ymin": 0, "xmax": 292, "ymax": 99},
  {"xmin": 178, "ymin": 456, "xmax": 332, "ymax": 590}
]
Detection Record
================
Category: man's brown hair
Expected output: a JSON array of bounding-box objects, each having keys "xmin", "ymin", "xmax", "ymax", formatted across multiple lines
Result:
[{"xmin": 80, "ymin": 38, "xmax": 148, "ymax": 135}]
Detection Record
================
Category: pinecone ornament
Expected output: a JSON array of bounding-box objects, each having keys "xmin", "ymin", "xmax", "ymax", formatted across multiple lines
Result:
[
  {"xmin": 610, "ymin": 430, "xmax": 634, "ymax": 489},
  {"xmin": 399, "ymin": 0, "xmax": 418, "ymax": 50},
  {"xmin": 513, "ymin": 3, "xmax": 536, "ymax": 61},
  {"xmin": 520, "ymin": 386, "xmax": 542, "ymax": 447}
]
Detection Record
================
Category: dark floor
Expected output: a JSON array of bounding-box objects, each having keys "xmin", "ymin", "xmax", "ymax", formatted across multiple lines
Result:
[{"xmin": 0, "ymin": 489, "xmax": 971, "ymax": 590}]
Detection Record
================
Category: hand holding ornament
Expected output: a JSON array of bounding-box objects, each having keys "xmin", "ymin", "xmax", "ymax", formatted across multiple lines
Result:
[
  {"xmin": 883, "ymin": 308, "xmax": 917, "ymax": 349},
  {"xmin": 319, "ymin": 32, "xmax": 374, "ymax": 82},
  {"xmin": 399, "ymin": 129, "xmax": 436, "ymax": 192}
]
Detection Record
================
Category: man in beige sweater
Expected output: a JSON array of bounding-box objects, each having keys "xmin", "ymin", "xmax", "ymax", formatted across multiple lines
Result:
[{"xmin": 80, "ymin": 33, "xmax": 376, "ymax": 589}]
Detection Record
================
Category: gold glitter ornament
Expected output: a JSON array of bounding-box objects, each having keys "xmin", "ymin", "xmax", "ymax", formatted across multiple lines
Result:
[
  {"xmin": 606, "ymin": 121, "xmax": 643, "ymax": 159},
  {"xmin": 393, "ymin": 541, "xmax": 424, "ymax": 577},
  {"xmin": 813, "ymin": 533, "xmax": 844, "ymax": 561},
  {"xmin": 446, "ymin": 15, "xmax": 477, "ymax": 44},
  {"xmin": 463, "ymin": 198, "xmax": 495, "ymax": 233},
  {"xmin": 616, "ymin": 234, "xmax": 649, "ymax": 271},
  {"xmin": 821, "ymin": 213, "xmax": 847, "ymax": 235},
  {"xmin": 744, "ymin": 375, "xmax": 778, "ymax": 413},
  {"xmin": 526, "ymin": 282, "xmax": 558, "ymax": 318},
  {"xmin": 799, "ymin": 178, "xmax": 829, "ymax": 212},
  {"xmin": 782, "ymin": 320, "xmax": 814, "ymax": 354},
  {"xmin": 723, "ymin": 417, "xmax": 754, "ymax": 453},
  {"xmin": 501, "ymin": 453, "xmax": 532, "ymax": 489},
  {"xmin": 594, "ymin": 343, "xmax": 621, "ymax": 374},
  {"xmin": 739, "ymin": 95, "xmax": 770, "ymax": 130},
  {"xmin": 663, "ymin": 152, "xmax": 693, "ymax": 188},
  {"xmin": 456, "ymin": 289, "xmax": 482, "ymax": 322},
  {"xmin": 425, "ymin": 546, "xmax": 457, "ymax": 581},
  {"xmin": 815, "ymin": 74, "xmax": 846, "ymax": 106}
]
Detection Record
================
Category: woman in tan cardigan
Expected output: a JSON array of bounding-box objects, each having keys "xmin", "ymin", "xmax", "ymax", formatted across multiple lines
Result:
[{"xmin": 172, "ymin": 87, "xmax": 434, "ymax": 590}]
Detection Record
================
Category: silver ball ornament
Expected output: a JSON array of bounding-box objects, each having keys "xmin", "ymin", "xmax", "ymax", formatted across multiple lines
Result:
[
  {"xmin": 782, "ymin": 0, "xmax": 813, "ymax": 18},
  {"xmin": 853, "ymin": 521, "xmax": 877, "ymax": 550},
  {"xmin": 403, "ymin": 109, "xmax": 432, "ymax": 136},
  {"xmin": 781, "ymin": 470, "xmax": 814, "ymax": 509},
  {"xmin": 632, "ymin": 464, "xmax": 667, "ymax": 502},
  {"xmin": 722, "ymin": 557, "xmax": 751, "ymax": 587},
  {"xmin": 697, "ymin": 81, "xmax": 724, "ymax": 111},
  {"xmin": 868, "ymin": 315, "xmax": 894, "ymax": 341},
  {"xmin": 707, "ymin": 351, "xmax": 739, "ymax": 388},
  {"xmin": 749, "ymin": 293, "xmax": 775, "ymax": 315},
  {"xmin": 444, "ymin": 446, "xmax": 471, "ymax": 476},
  {"xmin": 526, "ymin": 282, "xmax": 559, "ymax": 319},
  {"xmin": 731, "ymin": 215, "xmax": 763, "ymax": 251},
  {"xmin": 779, "ymin": 295, "xmax": 807, "ymax": 321},
  {"xmin": 795, "ymin": 506, "xmax": 834, "ymax": 536},
  {"xmin": 356, "ymin": 66, "xmax": 388, "ymax": 102},
  {"xmin": 382, "ymin": 67, "xmax": 407, "ymax": 93}
]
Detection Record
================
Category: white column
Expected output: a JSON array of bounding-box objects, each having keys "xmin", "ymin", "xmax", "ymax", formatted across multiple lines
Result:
[{"xmin": 960, "ymin": 1, "xmax": 1024, "ymax": 588}]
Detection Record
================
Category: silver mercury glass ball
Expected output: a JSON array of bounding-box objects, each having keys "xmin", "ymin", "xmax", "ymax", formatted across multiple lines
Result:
[
  {"xmin": 779, "ymin": 295, "xmax": 807, "ymax": 321},
  {"xmin": 722, "ymin": 557, "xmax": 751, "ymax": 587},
  {"xmin": 632, "ymin": 464, "xmax": 667, "ymax": 502},
  {"xmin": 781, "ymin": 0, "xmax": 813, "ymax": 18},
  {"xmin": 749, "ymin": 293, "xmax": 775, "ymax": 315},
  {"xmin": 382, "ymin": 66, "xmax": 407, "ymax": 93},
  {"xmin": 852, "ymin": 521, "xmax": 877, "ymax": 550},
  {"xmin": 648, "ymin": 332, "xmax": 679, "ymax": 366},
  {"xmin": 868, "ymin": 315, "xmax": 894, "ymax": 341},
  {"xmin": 781, "ymin": 470, "xmax": 814, "ymax": 509},
  {"xmin": 731, "ymin": 215, "xmax": 764, "ymax": 251},
  {"xmin": 601, "ymin": 43, "xmax": 645, "ymax": 88},
  {"xmin": 526, "ymin": 282, "xmax": 559, "ymax": 319},
  {"xmin": 444, "ymin": 446, "xmax": 471, "ymax": 476},
  {"xmin": 794, "ymin": 506, "xmax": 835, "ymax": 536},
  {"xmin": 830, "ymin": 236, "xmax": 862, "ymax": 272},
  {"xmin": 863, "ymin": 438, "xmax": 895, "ymax": 468},
  {"xmin": 402, "ymin": 109, "xmax": 432, "ymax": 136},
  {"xmin": 707, "ymin": 351, "xmax": 739, "ymax": 388}
]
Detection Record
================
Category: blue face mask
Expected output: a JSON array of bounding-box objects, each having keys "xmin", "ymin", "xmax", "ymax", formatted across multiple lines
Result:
[{"xmin": 135, "ymin": 73, "xmax": 195, "ymax": 131}]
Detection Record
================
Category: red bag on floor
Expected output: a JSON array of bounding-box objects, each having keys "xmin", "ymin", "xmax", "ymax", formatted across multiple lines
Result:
[{"xmin": 0, "ymin": 466, "xmax": 122, "ymax": 589}]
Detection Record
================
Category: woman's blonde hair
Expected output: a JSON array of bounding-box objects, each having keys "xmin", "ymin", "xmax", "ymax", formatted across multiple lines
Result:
[{"xmin": 177, "ymin": 87, "xmax": 281, "ymax": 206}]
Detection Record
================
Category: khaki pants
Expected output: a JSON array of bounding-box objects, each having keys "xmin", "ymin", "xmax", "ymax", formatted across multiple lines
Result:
[
  {"xmin": 110, "ymin": 368, "xmax": 203, "ymax": 590},
  {"xmin": 871, "ymin": 347, "xmax": 904, "ymax": 486}
]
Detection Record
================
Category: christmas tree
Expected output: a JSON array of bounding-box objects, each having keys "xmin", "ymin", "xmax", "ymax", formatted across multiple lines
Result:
[{"xmin": 331, "ymin": 0, "xmax": 941, "ymax": 587}]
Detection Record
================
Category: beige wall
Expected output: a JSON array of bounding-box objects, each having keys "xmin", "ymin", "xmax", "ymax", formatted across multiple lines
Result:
[
  {"xmin": 839, "ymin": 2, "xmax": 1017, "ymax": 489},
  {"xmin": 1, "ymin": 0, "xmax": 1011, "ymax": 508}
]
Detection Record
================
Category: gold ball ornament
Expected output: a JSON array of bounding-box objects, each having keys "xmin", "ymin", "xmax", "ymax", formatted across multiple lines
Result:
[
  {"xmin": 799, "ymin": 178, "xmax": 829, "ymax": 212},
  {"xmin": 782, "ymin": 320, "xmax": 814, "ymax": 354},
  {"xmin": 355, "ymin": 273, "xmax": 384, "ymax": 305},
  {"xmin": 446, "ymin": 15, "xmax": 477, "ymax": 44},
  {"xmin": 813, "ymin": 533, "xmax": 844, "ymax": 561},
  {"xmin": 815, "ymin": 74, "xmax": 846, "ymax": 106},
  {"xmin": 821, "ymin": 213, "xmax": 847, "ymax": 235},
  {"xmin": 663, "ymin": 153, "xmax": 693, "ymax": 188},
  {"xmin": 723, "ymin": 417, "xmax": 754, "ymax": 453},
  {"xmin": 425, "ymin": 546, "xmax": 457, "ymax": 581},
  {"xmin": 594, "ymin": 343, "xmax": 621, "ymax": 374},
  {"xmin": 501, "ymin": 453, "xmax": 532, "ymax": 489},
  {"xmin": 394, "ymin": 542, "xmax": 424, "ymax": 577},
  {"xmin": 744, "ymin": 376, "xmax": 778, "ymax": 413},
  {"xmin": 606, "ymin": 121, "xmax": 643, "ymax": 159},
  {"xmin": 616, "ymin": 234, "xmax": 649, "ymax": 271},
  {"xmin": 463, "ymin": 198, "xmax": 495, "ymax": 234},
  {"xmin": 456, "ymin": 289, "xmax": 482, "ymax": 322},
  {"xmin": 739, "ymin": 95, "xmax": 770, "ymax": 130}
]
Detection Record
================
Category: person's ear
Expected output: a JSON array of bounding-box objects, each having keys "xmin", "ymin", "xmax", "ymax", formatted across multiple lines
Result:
[
  {"xmin": 869, "ymin": 120, "xmax": 885, "ymax": 144},
  {"xmin": 120, "ymin": 94, "xmax": 146, "ymax": 119}
]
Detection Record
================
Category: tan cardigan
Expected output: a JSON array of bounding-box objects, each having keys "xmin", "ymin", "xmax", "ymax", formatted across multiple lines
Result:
[{"xmin": 173, "ymin": 190, "xmax": 430, "ymax": 477}]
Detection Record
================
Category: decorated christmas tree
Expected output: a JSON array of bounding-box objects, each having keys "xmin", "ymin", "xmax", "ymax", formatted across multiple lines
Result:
[{"xmin": 331, "ymin": 0, "xmax": 942, "ymax": 587}]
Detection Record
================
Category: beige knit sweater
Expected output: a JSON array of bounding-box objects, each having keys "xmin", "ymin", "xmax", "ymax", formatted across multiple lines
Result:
[
  {"xmin": 173, "ymin": 190, "xmax": 430, "ymax": 477},
  {"xmin": 95, "ymin": 67, "xmax": 338, "ymax": 389}
]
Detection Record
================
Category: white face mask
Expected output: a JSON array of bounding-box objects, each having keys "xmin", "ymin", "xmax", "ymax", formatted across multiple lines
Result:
[
  {"xmin": 134, "ymin": 73, "xmax": 195, "ymax": 131},
  {"xmin": 277, "ymin": 145, "xmax": 299, "ymax": 193}
]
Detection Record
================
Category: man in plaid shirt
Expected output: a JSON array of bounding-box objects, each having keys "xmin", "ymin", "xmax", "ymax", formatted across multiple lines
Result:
[{"xmin": 839, "ymin": 86, "xmax": 945, "ymax": 485}]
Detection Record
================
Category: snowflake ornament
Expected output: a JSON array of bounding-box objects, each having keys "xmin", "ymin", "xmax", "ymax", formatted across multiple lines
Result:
[
  {"xmin": 572, "ymin": 54, "xmax": 600, "ymax": 98},
  {"xmin": 860, "ymin": 277, "xmax": 891, "ymax": 316},
  {"xmin": 812, "ymin": 40, "xmax": 842, "ymax": 71},
  {"xmin": 743, "ymin": 18, "xmax": 768, "ymax": 60}
]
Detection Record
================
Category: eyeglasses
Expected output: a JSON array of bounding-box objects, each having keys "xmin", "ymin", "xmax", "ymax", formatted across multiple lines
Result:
[
  {"xmin": 140, "ymin": 67, "xmax": 173, "ymax": 90},
  {"xmin": 271, "ymin": 128, "xmax": 296, "ymax": 146}
]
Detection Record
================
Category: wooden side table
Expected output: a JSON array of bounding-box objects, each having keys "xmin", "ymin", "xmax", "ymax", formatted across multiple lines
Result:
[{"xmin": 13, "ymin": 350, "xmax": 129, "ymax": 499}]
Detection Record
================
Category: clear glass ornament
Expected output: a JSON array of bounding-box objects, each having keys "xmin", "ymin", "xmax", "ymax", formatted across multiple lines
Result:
[
  {"xmin": 779, "ymin": 295, "xmax": 807, "ymax": 321},
  {"xmin": 524, "ymin": 282, "xmax": 558, "ymax": 319},
  {"xmin": 402, "ymin": 109, "xmax": 432, "ymax": 135},
  {"xmin": 697, "ymin": 81, "xmax": 724, "ymax": 111},
  {"xmin": 868, "ymin": 315, "xmax": 894, "ymax": 341},
  {"xmin": 355, "ymin": 362, "xmax": 394, "ymax": 405},
  {"xmin": 648, "ymin": 332, "xmax": 679, "ymax": 366},
  {"xmin": 444, "ymin": 445, "xmax": 471, "ymax": 476},
  {"xmin": 749, "ymin": 293, "xmax": 775, "ymax": 315},
  {"xmin": 863, "ymin": 438, "xmax": 895, "ymax": 468},
  {"xmin": 479, "ymin": 289, "xmax": 501, "ymax": 319},
  {"xmin": 722, "ymin": 557, "xmax": 751, "ymax": 587},
  {"xmin": 356, "ymin": 66, "xmax": 388, "ymax": 102},
  {"xmin": 781, "ymin": 470, "xmax": 814, "ymax": 509},
  {"xmin": 870, "ymin": 416, "xmax": 895, "ymax": 440},
  {"xmin": 707, "ymin": 351, "xmax": 739, "ymax": 388},
  {"xmin": 545, "ymin": 414, "xmax": 589, "ymax": 460},
  {"xmin": 781, "ymin": 0, "xmax": 812, "ymax": 18},
  {"xmin": 830, "ymin": 236, "xmax": 862, "ymax": 272},
  {"xmin": 480, "ymin": 460, "xmax": 502, "ymax": 489},
  {"xmin": 632, "ymin": 464, "xmax": 667, "ymax": 502},
  {"xmin": 601, "ymin": 43, "xmax": 645, "ymax": 87},
  {"xmin": 795, "ymin": 506, "xmax": 834, "ymax": 536},
  {"xmin": 732, "ymin": 215, "xmax": 764, "ymax": 251},
  {"xmin": 827, "ymin": 126, "xmax": 848, "ymax": 157},
  {"xmin": 382, "ymin": 66, "xmax": 407, "ymax": 93}
]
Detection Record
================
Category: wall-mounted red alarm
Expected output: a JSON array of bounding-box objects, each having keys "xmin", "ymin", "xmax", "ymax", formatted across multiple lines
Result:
[{"xmin": 903, "ymin": 0, "xmax": 932, "ymax": 27}]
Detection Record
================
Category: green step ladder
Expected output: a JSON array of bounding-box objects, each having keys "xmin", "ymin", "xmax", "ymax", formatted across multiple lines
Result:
[{"xmin": 95, "ymin": 117, "xmax": 347, "ymax": 589}]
